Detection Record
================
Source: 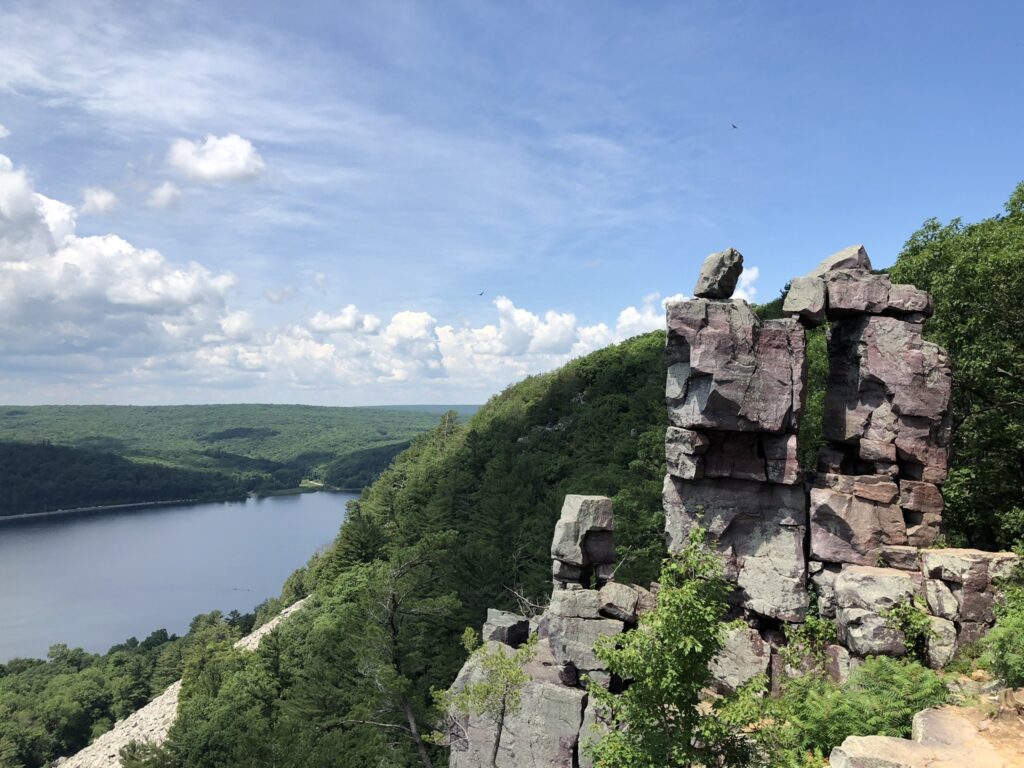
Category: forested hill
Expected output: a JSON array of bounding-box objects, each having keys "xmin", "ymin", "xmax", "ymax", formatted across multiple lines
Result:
[
  {"xmin": 0, "ymin": 405, "xmax": 454, "ymax": 516},
  {"xmin": 4, "ymin": 186, "xmax": 1022, "ymax": 768},
  {"xmin": 125, "ymin": 184, "xmax": 1024, "ymax": 768}
]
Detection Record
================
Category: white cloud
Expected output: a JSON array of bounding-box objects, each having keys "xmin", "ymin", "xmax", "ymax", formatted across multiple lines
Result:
[
  {"xmin": 309, "ymin": 304, "xmax": 381, "ymax": 334},
  {"xmin": 0, "ymin": 124, "xmax": 9, "ymax": 139},
  {"xmin": 167, "ymin": 134, "xmax": 264, "ymax": 182},
  {"xmin": 0, "ymin": 153, "xmax": 236, "ymax": 362},
  {"xmin": 80, "ymin": 186, "xmax": 118, "ymax": 214},
  {"xmin": 147, "ymin": 180, "xmax": 182, "ymax": 209},
  {"xmin": 735, "ymin": 266, "xmax": 759, "ymax": 303},
  {"xmin": 263, "ymin": 285, "xmax": 295, "ymax": 304}
]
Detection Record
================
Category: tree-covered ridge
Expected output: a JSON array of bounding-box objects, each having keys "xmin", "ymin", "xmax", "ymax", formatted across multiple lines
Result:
[
  {"xmin": 115, "ymin": 331, "xmax": 668, "ymax": 767},
  {"xmin": 0, "ymin": 442, "xmax": 246, "ymax": 515},
  {"xmin": 0, "ymin": 405, "xmax": 443, "ymax": 514},
  {"xmin": 0, "ymin": 611, "xmax": 254, "ymax": 768}
]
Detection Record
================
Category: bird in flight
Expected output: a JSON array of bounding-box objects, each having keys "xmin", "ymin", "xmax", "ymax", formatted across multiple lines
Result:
[
  {"xmin": 478, "ymin": 291, "xmax": 485, "ymax": 296},
  {"xmin": 731, "ymin": 123, "xmax": 738, "ymax": 129}
]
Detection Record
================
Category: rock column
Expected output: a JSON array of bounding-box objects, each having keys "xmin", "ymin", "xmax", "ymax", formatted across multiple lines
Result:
[{"xmin": 662, "ymin": 248, "xmax": 810, "ymax": 622}]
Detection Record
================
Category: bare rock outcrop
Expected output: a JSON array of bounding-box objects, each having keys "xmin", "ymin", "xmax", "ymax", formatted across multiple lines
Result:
[
  {"xmin": 663, "ymin": 243, "xmax": 1017, "ymax": 685},
  {"xmin": 446, "ymin": 495, "xmax": 661, "ymax": 766},
  {"xmin": 662, "ymin": 249, "xmax": 809, "ymax": 626},
  {"xmin": 830, "ymin": 702, "xmax": 1024, "ymax": 767}
]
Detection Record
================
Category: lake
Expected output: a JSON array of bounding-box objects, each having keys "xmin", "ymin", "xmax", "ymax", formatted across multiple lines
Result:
[{"xmin": 0, "ymin": 491, "xmax": 353, "ymax": 661}]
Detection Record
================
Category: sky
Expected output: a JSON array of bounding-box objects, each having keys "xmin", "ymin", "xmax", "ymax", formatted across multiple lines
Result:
[{"xmin": 0, "ymin": 1, "xmax": 1022, "ymax": 406}]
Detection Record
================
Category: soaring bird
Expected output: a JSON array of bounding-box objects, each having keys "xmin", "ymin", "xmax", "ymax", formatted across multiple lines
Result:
[
  {"xmin": 478, "ymin": 290, "xmax": 485, "ymax": 296},
  {"xmin": 731, "ymin": 123, "xmax": 738, "ymax": 129}
]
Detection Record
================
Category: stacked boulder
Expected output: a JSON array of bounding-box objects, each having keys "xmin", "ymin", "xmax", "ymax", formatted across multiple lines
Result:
[
  {"xmin": 450, "ymin": 244, "xmax": 1021, "ymax": 767},
  {"xmin": 786, "ymin": 245, "xmax": 1015, "ymax": 665},
  {"xmin": 447, "ymin": 495, "xmax": 655, "ymax": 768},
  {"xmin": 662, "ymin": 244, "xmax": 1018, "ymax": 681},
  {"xmin": 662, "ymin": 247, "xmax": 809, "ymax": 625}
]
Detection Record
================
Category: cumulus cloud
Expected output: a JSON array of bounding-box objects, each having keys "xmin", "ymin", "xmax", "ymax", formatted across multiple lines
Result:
[
  {"xmin": 309, "ymin": 304, "xmax": 381, "ymax": 334},
  {"xmin": 0, "ymin": 124, "xmax": 9, "ymax": 139},
  {"xmin": 80, "ymin": 186, "xmax": 118, "ymax": 214},
  {"xmin": 0, "ymin": 150, "xmax": 680, "ymax": 403},
  {"xmin": 735, "ymin": 266, "xmax": 759, "ymax": 303},
  {"xmin": 167, "ymin": 133, "xmax": 264, "ymax": 182},
  {"xmin": 147, "ymin": 180, "xmax": 182, "ymax": 209},
  {"xmin": 0, "ymin": 153, "xmax": 235, "ymax": 362}
]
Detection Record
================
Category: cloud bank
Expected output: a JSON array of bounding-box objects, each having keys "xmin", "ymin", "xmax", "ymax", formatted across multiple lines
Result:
[{"xmin": 0, "ymin": 151, "xmax": 682, "ymax": 404}]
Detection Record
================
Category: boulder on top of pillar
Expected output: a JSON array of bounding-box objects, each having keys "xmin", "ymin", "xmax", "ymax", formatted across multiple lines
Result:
[
  {"xmin": 809, "ymin": 244, "xmax": 872, "ymax": 276},
  {"xmin": 693, "ymin": 247, "xmax": 744, "ymax": 299}
]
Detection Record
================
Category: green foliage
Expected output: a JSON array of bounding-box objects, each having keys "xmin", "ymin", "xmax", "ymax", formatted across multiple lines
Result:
[
  {"xmin": 882, "ymin": 599, "xmax": 934, "ymax": 664},
  {"xmin": 0, "ymin": 442, "xmax": 246, "ymax": 514},
  {"xmin": 889, "ymin": 183, "xmax": 1024, "ymax": 549},
  {"xmin": 0, "ymin": 405, "xmax": 443, "ymax": 515},
  {"xmin": 754, "ymin": 657, "xmax": 948, "ymax": 765},
  {"xmin": 0, "ymin": 613, "xmax": 246, "ymax": 768},
  {"xmin": 434, "ymin": 630, "xmax": 538, "ymax": 766},
  {"xmin": 587, "ymin": 529, "xmax": 752, "ymax": 768},
  {"xmin": 781, "ymin": 614, "xmax": 838, "ymax": 672},
  {"xmin": 798, "ymin": 327, "xmax": 828, "ymax": 472},
  {"xmin": 980, "ymin": 559, "xmax": 1024, "ymax": 686}
]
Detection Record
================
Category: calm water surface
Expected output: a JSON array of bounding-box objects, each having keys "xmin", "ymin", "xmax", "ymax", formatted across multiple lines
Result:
[{"xmin": 0, "ymin": 492, "xmax": 352, "ymax": 661}]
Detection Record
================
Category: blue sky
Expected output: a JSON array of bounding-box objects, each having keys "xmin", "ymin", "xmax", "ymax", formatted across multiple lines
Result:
[{"xmin": 0, "ymin": 1, "xmax": 1021, "ymax": 404}]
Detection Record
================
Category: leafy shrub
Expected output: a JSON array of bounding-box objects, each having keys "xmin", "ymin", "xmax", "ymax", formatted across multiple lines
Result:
[
  {"xmin": 882, "ymin": 599, "xmax": 934, "ymax": 664},
  {"xmin": 755, "ymin": 657, "xmax": 948, "ymax": 765},
  {"xmin": 981, "ymin": 561, "xmax": 1024, "ymax": 686},
  {"xmin": 587, "ymin": 529, "xmax": 754, "ymax": 768}
]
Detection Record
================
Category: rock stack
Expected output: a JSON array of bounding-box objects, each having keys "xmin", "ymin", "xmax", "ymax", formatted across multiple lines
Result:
[
  {"xmin": 662, "ymin": 247, "xmax": 809, "ymax": 623},
  {"xmin": 447, "ymin": 495, "xmax": 655, "ymax": 768},
  {"xmin": 789, "ymin": 246, "xmax": 1015, "ymax": 666},
  {"xmin": 661, "ymin": 244, "xmax": 1018, "ymax": 681}
]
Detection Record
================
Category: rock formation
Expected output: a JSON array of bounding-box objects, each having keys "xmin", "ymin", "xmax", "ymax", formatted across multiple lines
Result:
[
  {"xmin": 446, "ymin": 495, "xmax": 654, "ymax": 767},
  {"xmin": 450, "ymin": 244, "xmax": 1020, "ymax": 766},
  {"xmin": 661, "ymin": 244, "xmax": 1018, "ymax": 684},
  {"xmin": 663, "ymin": 249, "xmax": 808, "ymax": 625}
]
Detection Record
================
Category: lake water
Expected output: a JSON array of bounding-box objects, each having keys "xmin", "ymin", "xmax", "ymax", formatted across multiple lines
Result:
[{"xmin": 0, "ymin": 492, "xmax": 353, "ymax": 661}]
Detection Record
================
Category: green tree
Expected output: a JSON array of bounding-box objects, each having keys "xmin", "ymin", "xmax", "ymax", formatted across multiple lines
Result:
[
  {"xmin": 587, "ymin": 529, "xmax": 750, "ymax": 768},
  {"xmin": 434, "ymin": 629, "xmax": 538, "ymax": 768}
]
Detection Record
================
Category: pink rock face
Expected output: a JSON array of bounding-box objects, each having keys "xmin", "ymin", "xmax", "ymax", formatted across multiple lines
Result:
[
  {"xmin": 809, "ymin": 486, "xmax": 908, "ymax": 565},
  {"xmin": 822, "ymin": 314, "xmax": 952, "ymax": 486},
  {"xmin": 824, "ymin": 271, "xmax": 892, "ymax": 315},
  {"xmin": 665, "ymin": 299, "xmax": 805, "ymax": 434},
  {"xmin": 663, "ymin": 475, "xmax": 808, "ymax": 621},
  {"xmin": 764, "ymin": 434, "xmax": 801, "ymax": 485},
  {"xmin": 899, "ymin": 481, "xmax": 944, "ymax": 515},
  {"xmin": 703, "ymin": 432, "xmax": 766, "ymax": 482},
  {"xmin": 887, "ymin": 283, "xmax": 934, "ymax": 316}
]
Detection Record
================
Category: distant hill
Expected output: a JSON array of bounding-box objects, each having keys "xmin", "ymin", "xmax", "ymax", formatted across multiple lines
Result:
[
  {"xmin": 367, "ymin": 403, "xmax": 482, "ymax": 416},
  {"xmin": 0, "ymin": 404, "xmax": 469, "ymax": 516}
]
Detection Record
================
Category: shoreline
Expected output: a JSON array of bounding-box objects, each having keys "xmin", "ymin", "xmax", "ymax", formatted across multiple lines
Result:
[
  {"xmin": 0, "ymin": 497, "xmax": 214, "ymax": 523},
  {"xmin": 0, "ymin": 482, "xmax": 360, "ymax": 525}
]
